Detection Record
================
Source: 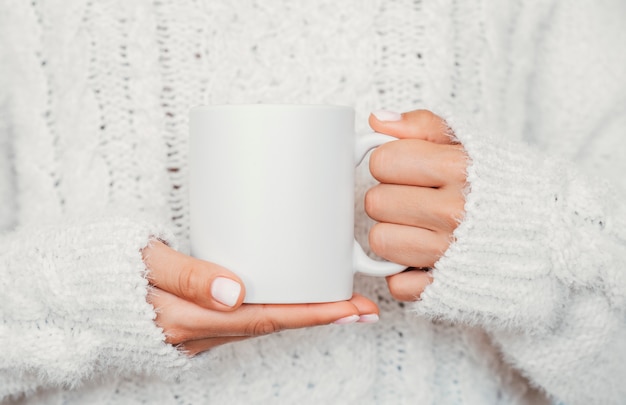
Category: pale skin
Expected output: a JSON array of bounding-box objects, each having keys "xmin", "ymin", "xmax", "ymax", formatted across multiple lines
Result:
[
  {"xmin": 143, "ymin": 109, "xmax": 466, "ymax": 355},
  {"xmin": 367, "ymin": 109, "xmax": 467, "ymax": 301},
  {"xmin": 143, "ymin": 241, "xmax": 379, "ymax": 356}
]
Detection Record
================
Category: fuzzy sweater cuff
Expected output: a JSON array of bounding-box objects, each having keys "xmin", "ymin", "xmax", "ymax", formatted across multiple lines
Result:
[
  {"xmin": 0, "ymin": 217, "xmax": 187, "ymax": 399},
  {"xmin": 414, "ymin": 119, "xmax": 626, "ymax": 334}
]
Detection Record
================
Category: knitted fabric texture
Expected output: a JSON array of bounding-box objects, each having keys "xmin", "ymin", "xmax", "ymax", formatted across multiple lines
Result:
[{"xmin": 1, "ymin": 0, "xmax": 625, "ymax": 404}]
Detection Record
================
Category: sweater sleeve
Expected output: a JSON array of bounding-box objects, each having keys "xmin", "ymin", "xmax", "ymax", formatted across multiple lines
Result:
[
  {"xmin": 414, "ymin": 116, "xmax": 626, "ymax": 404},
  {"xmin": 0, "ymin": 218, "xmax": 188, "ymax": 400},
  {"xmin": 413, "ymin": 3, "xmax": 626, "ymax": 402},
  {"xmin": 0, "ymin": 8, "xmax": 187, "ymax": 398}
]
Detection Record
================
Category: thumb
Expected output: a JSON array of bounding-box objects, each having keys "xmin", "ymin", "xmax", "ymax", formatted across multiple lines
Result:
[
  {"xmin": 143, "ymin": 240, "xmax": 245, "ymax": 311},
  {"xmin": 369, "ymin": 109, "xmax": 453, "ymax": 144}
]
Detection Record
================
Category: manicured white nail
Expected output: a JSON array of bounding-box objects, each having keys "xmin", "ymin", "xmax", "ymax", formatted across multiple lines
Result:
[
  {"xmin": 332, "ymin": 315, "xmax": 360, "ymax": 325},
  {"xmin": 372, "ymin": 110, "xmax": 402, "ymax": 122},
  {"xmin": 358, "ymin": 314, "xmax": 379, "ymax": 324},
  {"xmin": 211, "ymin": 277, "xmax": 241, "ymax": 307}
]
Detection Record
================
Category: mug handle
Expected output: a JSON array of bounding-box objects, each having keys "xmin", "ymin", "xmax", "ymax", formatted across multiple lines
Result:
[{"xmin": 352, "ymin": 132, "xmax": 408, "ymax": 277}]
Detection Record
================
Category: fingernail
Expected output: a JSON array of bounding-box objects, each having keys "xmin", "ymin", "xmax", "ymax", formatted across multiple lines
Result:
[
  {"xmin": 211, "ymin": 277, "xmax": 241, "ymax": 307},
  {"xmin": 372, "ymin": 110, "xmax": 402, "ymax": 122},
  {"xmin": 332, "ymin": 315, "xmax": 360, "ymax": 325},
  {"xmin": 358, "ymin": 314, "xmax": 379, "ymax": 324}
]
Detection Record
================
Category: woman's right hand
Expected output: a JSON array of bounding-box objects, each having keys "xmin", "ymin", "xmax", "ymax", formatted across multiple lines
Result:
[{"xmin": 142, "ymin": 240, "xmax": 379, "ymax": 356}]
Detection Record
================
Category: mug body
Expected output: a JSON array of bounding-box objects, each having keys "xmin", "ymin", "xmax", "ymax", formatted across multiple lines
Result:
[{"xmin": 189, "ymin": 105, "xmax": 356, "ymax": 303}]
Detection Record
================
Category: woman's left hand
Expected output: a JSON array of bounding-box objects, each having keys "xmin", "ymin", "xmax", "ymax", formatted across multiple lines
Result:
[{"xmin": 365, "ymin": 110, "xmax": 468, "ymax": 302}]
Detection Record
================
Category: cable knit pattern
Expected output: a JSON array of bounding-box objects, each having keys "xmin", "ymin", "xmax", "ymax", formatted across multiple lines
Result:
[{"xmin": 1, "ymin": 0, "xmax": 625, "ymax": 403}]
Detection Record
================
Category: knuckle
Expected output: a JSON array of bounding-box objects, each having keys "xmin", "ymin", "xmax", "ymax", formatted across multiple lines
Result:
[
  {"xmin": 446, "ymin": 148, "xmax": 468, "ymax": 183},
  {"xmin": 437, "ymin": 205, "xmax": 461, "ymax": 232},
  {"xmin": 444, "ymin": 214, "xmax": 460, "ymax": 232},
  {"xmin": 415, "ymin": 109, "xmax": 440, "ymax": 129},
  {"xmin": 418, "ymin": 109, "xmax": 437, "ymax": 122},
  {"xmin": 408, "ymin": 109, "xmax": 450, "ymax": 143},
  {"xmin": 436, "ymin": 192, "xmax": 466, "ymax": 232},
  {"xmin": 176, "ymin": 260, "xmax": 200, "ymax": 299},
  {"xmin": 247, "ymin": 318, "xmax": 281, "ymax": 336}
]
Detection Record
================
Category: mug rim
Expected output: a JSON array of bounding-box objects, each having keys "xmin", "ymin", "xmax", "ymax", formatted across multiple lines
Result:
[{"xmin": 190, "ymin": 104, "xmax": 353, "ymax": 113}]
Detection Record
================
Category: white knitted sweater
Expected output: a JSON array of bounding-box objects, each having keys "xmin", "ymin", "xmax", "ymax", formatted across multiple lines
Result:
[{"xmin": 1, "ymin": 0, "xmax": 625, "ymax": 404}]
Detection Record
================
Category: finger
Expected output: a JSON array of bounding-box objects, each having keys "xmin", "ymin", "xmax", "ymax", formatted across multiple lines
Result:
[
  {"xmin": 178, "ymin": 294, "xmax": 381, "ymax": 353},
  {"xmin": 180, "ymin": 295, "xmax": 380, "ymax": 354},
  {"xmin": 143, "ymin": 240, "xmax": 245, "ymax": 311},
  {"xmin": 386, "ymin": 269, "xmax": 433, "ymax": 302},
  {"xmin": 235, "ymin": 294, "xmax": 379, "ymax": 333},
  {"xmin": 369, "ymin": 139, "xmax": 467, "ymax": 188},
  {"xmin": 369, "ymin": 222, "xmax": 450, "ymax": 268},
  {"xmin": 182, "ymin": 336, "xmax": 251, "ymax": 356},
  {"xmin": 152, "ymin": 289, "xmax": 377, "ymax": 342},
  {"xmin": 149, "ymin": 287, "xmax": 252, "ymax": 344},
  {"xmin": 365, "ymin": 184, "xmax": 464, "ymax": 233},
  {"xmin": 369, "ymin": 109, "xmax": 453, "ymax": 144},
  {"xmin": 148, "ymin": 287, "xmax": 201, "ymax": 344}
]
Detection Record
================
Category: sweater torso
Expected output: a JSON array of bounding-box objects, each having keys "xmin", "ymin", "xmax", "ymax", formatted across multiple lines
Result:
[{"xmin": 2, "ymin": 0, "xmax": 625, "ymax": 403}]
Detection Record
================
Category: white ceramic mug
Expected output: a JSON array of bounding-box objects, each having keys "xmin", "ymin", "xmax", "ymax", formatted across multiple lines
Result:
[{"xmin": 189, "ymin": 105, "xmax": 406, "ymax": 303}]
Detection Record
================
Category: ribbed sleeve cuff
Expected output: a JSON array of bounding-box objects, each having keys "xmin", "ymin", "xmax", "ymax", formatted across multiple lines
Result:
[
  {"xmin": 1, "ymin": 217, "xmax": 187, "ymax": 395},
  {"xmin": 413, "ymin": 121, "xmax": 570, "ymax": 333}
]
